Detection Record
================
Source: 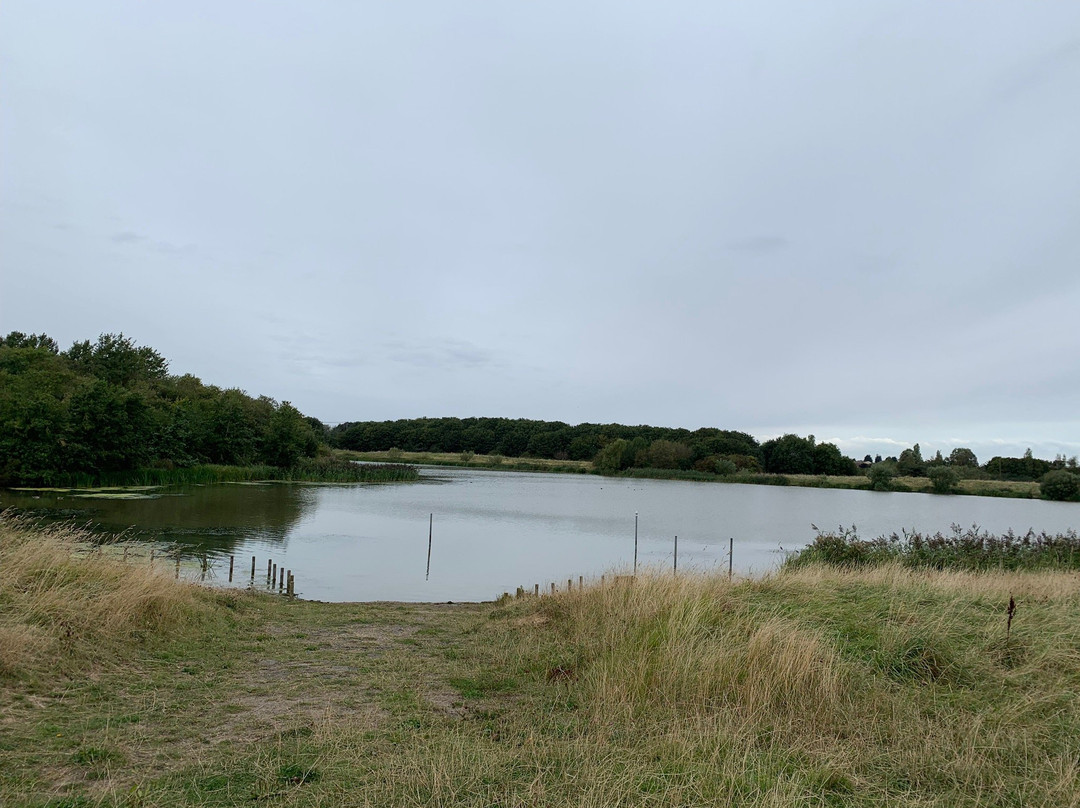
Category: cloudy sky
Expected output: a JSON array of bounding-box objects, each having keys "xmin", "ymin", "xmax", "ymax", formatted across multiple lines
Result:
[{"xmin": 2, "ymin": 1, "xmax": 1079, "ymax": 462}]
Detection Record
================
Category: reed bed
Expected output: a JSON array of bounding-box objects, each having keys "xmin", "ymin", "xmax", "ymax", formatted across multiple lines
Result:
[
  {"xmin": 788, "ymin": 524, "xmax": 1080, "ymax": 571},
  {"xmin": 46, "ymin": 458, "xmax": 418, "ymax": 488}
]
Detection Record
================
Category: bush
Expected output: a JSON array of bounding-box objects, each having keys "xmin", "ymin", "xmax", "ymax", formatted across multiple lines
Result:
[
  {"xmin": 928, "ymin": 466, "xmax": 960, "ymax": 494},
  {"xmin": 868, "ymin": 463, "xmax": 895, "ymax": 491},
  {"xmin": 693, "ymin": 455, "xmax": 738, "ymax": 475},
  {"xmin": 1040, "ymin": 470, "xmax": 1080, "ymax": 501}
]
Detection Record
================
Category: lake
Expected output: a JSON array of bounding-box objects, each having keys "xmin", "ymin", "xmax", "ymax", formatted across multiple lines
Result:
[{"xmin": 3, "ymin": 467, "xmax": 1078, "ymax": 601}]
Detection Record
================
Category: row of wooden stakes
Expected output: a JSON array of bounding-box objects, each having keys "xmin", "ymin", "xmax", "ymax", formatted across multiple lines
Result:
[{"xmin": 505, "ymin": 574, "xmax": 631, "ymax": 600}]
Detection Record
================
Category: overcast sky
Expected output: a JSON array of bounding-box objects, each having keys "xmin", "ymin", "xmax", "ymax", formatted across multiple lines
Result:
[{"xmin": 2, "ymin": 1, "xmax": 1079, "ymax": 462}]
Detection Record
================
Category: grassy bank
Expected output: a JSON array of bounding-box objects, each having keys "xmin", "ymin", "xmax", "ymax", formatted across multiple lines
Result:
[
  {"xmin": 38, "ymin": 457, "xmax": 419, "ymax": 488},
  {"xmin": 338, "ymin": 449, "xmax": 591, "ymax": 475},
  {"xmin": 4, "ymin": 517, "xmax": 1080, "ymax": 806}
]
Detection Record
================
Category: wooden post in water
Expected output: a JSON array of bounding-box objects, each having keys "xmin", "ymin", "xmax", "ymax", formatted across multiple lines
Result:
[
  {"xmin": 279, "ymin": 567, "xmax": 285, "ymax": 590},
  {"xmin": 271, "ymin": 563, "xmax": 277, "ymax": 587},
  {"xmin": 426, "ymin": 513, "xmax": 433, "ymax": 580},
  {"xmin": 728, "ymin": 537, "xmax": 734, "ymax": 580},
  {"xmin": 228, "ymin": 555, "xmax": 234, "ymax": 582},
  {"xmin": 267, "ymin": 559, "xmax": 272, "ymax": 583},
  {"xmin": 250, "ymin": 556, "xmax": 256, "ymax": 581},
  {"xmin": 674, "ymin": 535, "xmax": 678, "ymax": 574},
  {"xmin": 634, "ymin": 512, "xmax": 639, "ymax": 576},
  {"xmin": 286, "ymin": 570, "xmax": 292, "ymax": 596}
]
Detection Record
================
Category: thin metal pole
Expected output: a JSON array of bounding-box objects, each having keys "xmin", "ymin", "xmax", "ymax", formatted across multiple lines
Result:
[
  {"xmin": 634, "ymin": 512, "xmax": 639, "ymax": 576},
  {"xmin": 426, "ymin": 513, "xmax": 433, "ymax": 580},
  {"xmin": 728, "ymin": 537, "xmax": 734, "ymax": 580},
  {"xmin": 674, "ymin": 535, "xmax": 678, "ymax": 574}
]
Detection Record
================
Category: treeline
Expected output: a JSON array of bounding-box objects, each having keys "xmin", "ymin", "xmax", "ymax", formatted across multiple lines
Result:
[
  {"xmin": 0, "ymin": 332, "xmax": 328, "ymax": 486},
  {"xmin": 865, "ymin": 444, "xmax": 1080, "ymax": 484},
  {"xmin": 330, "ymin": 417, "xmax": 860, "ymax": 476}
]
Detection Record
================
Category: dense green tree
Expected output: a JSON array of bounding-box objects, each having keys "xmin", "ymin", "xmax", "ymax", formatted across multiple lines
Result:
[
  {"xmin": 0, "ymin": 345, "xmax": 77, "ymax": 483},
  {"xmin": 66, "ymin": 333, "xmax": 168, "ymax": 387},
  {"xmin": 646, "ymin": 439, "xmax": 692, "ymax": 469},
  {"xmin": 897, "ymin": 444, "xmax": 926, "ymax": 477},
  {"xmin": 0, "ymin": 331, "xmax": 322, "ymax": 484},
  {"xmin": 1, "ymin": 331, "xmax": 59, "ymax": 352},
  {"xmin": 928, "ymin": 466, "xmax": 960, "ymax": 494},
  {"xmin": 264, "ymin": 402, "xmax": 319, "ymax": 467},
  {"xmin": 761, "ymin": 434, "xmax": 816, "ymax": 474},
  {"xmin": 984, "ymin": 455, "xmax": 1052, "ymax": 482},
  {"xmin": 1041, "ymin": 470, "xmax": 1079, "ymax": 501},
  {"xmin": 948, "ymin": 448, "xmax": 978, "ymax": 468},
  {"xmin": 868, "ymin": 463, "xmax": 896, "ymax": 491},
  {"xmin": 65, "ymin": 378, "xmax": 152, "ymax": 472},
  {"xmin": 812, "ymin": 442, "xmax": 858, "ymax": 475},
  {"xmin": 593, "ymin": 440, "xmax": 628, "ymax": 474}
]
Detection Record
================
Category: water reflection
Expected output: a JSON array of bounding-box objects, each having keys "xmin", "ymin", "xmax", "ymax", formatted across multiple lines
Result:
[{"xmin": 0, "ymin": 483, "xmax": 315, "ymax": 555}]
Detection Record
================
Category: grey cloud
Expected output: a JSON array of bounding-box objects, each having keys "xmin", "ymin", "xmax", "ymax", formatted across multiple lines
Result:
[
  {"xmin": 111, "ymin": 230, "xmax": 195, "ymax": 255},
  {"xmin": 3, "ymin": 1, "xmax": 1079, "ymax": 458},
  {"xmin": 726, "ymin": 236, "xmax": 790, "ymax": 254},
  {"xmin": 382, "ymin": 339, "xmax": 495, "ymax": 371}
]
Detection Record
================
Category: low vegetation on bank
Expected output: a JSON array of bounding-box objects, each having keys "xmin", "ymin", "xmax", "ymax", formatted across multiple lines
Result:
[
  {"xmin": 339, "ymin": 449, "xmax": 1050, "ymax": 500},
  {"xmin": 4, "ymin": 515, "xmax": 1080, "ymax": 806},
  {"xmin": 40, "ymin": 457, "xmax": 419, "ymax": 488},
  {"xmin": 788, "ymin": 524, "xmax": 1080, "ymax": 572},
  {"xmin": 338, "ymin": 448, "xmax": 590, "ymax": 475}
]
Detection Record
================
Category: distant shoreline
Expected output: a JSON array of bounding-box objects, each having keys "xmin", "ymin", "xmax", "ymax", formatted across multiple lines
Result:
[{"xmin": 338, "ymin": 449, "xmax": 1046, "ymax": 500}]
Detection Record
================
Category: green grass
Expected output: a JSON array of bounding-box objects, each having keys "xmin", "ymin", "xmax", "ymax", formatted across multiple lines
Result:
[{"xmin": 4, "ymin": 515, "xmax": 1080, "ymax": 806}]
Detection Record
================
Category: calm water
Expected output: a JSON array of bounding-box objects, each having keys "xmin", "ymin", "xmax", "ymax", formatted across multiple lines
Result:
[{"xmin": 4, "ymin": 467, "xmax": 1078, "ymax": 601}]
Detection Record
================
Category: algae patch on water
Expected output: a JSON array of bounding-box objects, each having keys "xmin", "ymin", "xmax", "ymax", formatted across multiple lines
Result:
[{"xmin": 72, "ymin": 492, "xmax": 161, "ymax": 500}]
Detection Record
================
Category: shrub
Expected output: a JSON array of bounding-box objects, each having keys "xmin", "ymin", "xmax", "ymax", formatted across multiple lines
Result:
[
  {"xmin": 693, "ymin": 455, "xmax": 738, "ymax": 475},
  {"xmin": 1041, "ymin": 470, "xmax": 1080, "ymax": 501},
  {"xmin": 868, "ymin": 463, "xmax": 895, "ymax": 491},
  {"xmin": 928, "ymin": 466, "xmax": 959, "ymax": 494}
]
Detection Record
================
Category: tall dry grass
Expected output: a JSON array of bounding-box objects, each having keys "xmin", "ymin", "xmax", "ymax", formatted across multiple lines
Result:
[
  {"xmin": 504, "ymin": 566, "xmax": 1080, "ymax": 804},
  {"xmin": 538, "ymin": 573, "xmax": 852, "ymax": 737},
  {"xmin": 0, "ymin": 513, "xmax": 215, "ymax": 679}
]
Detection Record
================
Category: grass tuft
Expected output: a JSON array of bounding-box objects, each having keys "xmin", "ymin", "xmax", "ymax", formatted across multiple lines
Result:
[{"xmin": 0, "ymin": 512, "xmax": 224, "ymax": 679}]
